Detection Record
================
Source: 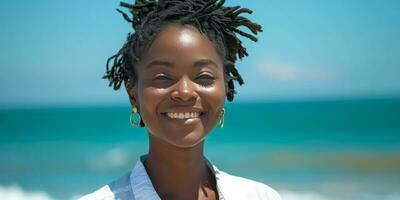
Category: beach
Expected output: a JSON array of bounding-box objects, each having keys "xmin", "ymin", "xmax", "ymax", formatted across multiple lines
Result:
[{"xmin": 1, "ymin": 98, "xmax": 399, "ymax": 200}]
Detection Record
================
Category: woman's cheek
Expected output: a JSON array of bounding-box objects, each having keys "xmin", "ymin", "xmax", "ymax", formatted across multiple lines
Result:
[
  {"xmin": 139, "ymin": 87, "xmax": 163, "ymax": 123},
  {"xmin": 200, "ymin": 82, "xmax": 225, "ymax": 123},
  {"xmin": 203, "ymin": 81, "xmax": 225, "ymax": 105}
]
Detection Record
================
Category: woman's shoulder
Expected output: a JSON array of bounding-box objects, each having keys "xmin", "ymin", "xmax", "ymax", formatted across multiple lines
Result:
[
  {"xmin": 216, "ymin": 169, "xmax": 281, "ymax": 200},
  {"xmin": 78, "ymin": 172, "xmax": 133, "ymax": 200}
]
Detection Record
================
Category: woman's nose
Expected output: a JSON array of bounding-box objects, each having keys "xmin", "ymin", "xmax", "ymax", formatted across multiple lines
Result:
[{"xmin": 170, "ymin": 77, "xmax": 198, "ymax": 102}]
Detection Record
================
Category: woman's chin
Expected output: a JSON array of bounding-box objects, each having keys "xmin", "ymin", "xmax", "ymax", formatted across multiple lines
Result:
[
  {"xmin": 155, "ymin": 130, "xmax": 207, "ymax": 149},
  {"xmin": 168, "ymin": 136, "xmax": 206, "ymax": 149}
]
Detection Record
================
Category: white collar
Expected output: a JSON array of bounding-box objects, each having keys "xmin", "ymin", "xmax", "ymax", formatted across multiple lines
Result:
[{"xmin": 130, "ymin": 155, "xmax": 226, "ymax": 200}]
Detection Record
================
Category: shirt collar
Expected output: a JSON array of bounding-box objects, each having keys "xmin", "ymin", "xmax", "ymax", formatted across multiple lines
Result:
[
  {"xmin": 130, "ymin": 155, "xmax": 225, "ymax": 200},
  {"xmin": 130, "ymin": 155, "xmax": 161, "ymax": 200}
]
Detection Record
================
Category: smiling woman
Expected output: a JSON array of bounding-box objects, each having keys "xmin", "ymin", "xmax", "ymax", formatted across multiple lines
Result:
[{"xmin": 79, "ymin": 0, "xmax": 280, "ymax": 200}]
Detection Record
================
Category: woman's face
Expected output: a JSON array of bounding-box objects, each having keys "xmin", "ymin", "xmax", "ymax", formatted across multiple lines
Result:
[{"xmin": 127, "ymin": 24, "xmax": 226, "ymax": 148}]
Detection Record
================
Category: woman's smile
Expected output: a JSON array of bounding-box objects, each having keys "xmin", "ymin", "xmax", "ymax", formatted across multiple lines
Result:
[
  {"xmin": 161, "ymin": 109, "xmax": 207, "ymax": 126},
  {"xmin": 165, "ymin": 112, "xmax": 201, "ymax": 119}
]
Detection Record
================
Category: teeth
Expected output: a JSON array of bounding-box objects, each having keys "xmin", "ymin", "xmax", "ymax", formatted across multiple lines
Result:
[{"xmin": 166, "ymin": 112, "xmax": 201, "ymax": 119}]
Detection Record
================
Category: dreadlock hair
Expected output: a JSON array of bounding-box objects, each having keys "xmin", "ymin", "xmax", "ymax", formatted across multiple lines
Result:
[{"xmin": 104, "ymin": 0, "xmax": 262, "ymax": 126}]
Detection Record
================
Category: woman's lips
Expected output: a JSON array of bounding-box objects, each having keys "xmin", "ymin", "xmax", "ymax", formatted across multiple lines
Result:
[
  {"xmin": 161, "ymin": 111, "xmax": 205, "ymax": 125},
  {"xmin": 165, "ymin": 112, "xmax": 202, "ymax": 119}
]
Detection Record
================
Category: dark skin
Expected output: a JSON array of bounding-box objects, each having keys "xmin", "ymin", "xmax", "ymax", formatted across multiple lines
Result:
[{"xmin": 126, "ymin": 24, "xmax": 226, "ymax": 200}]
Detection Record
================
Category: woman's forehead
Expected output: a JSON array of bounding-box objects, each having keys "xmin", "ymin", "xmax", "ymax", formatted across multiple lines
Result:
[{"xmin": 142, "ymin": 24, "xmax": 221, "ymax": 63}]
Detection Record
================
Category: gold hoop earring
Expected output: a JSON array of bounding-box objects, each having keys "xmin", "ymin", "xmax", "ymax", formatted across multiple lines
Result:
[
  {"xmin": 130, "ymin": 106, "xmax": 142, "ymax": 127},
  {"xmin": 219, "ymin": 108, "xmax": 225, "ymax": 128}
]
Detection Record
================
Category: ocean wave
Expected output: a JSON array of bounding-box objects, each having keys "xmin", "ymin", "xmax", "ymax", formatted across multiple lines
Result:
[
  {"xmin": 87, "ymin": 147, "xmax": 132, "ymax": 171},
  {"xmin": 258, "ymin": 149, "xmax": 400, "ymax": 172},
  {"xmin": 280, "ymin": 190, "xmax": 400, "ymax": 200},
  {"xmin": 0, "ymin": 185, "xmax": 54, "ymax": 200},
  {"xmin": 281, "ymin": 190, "xmax": 332, "ymax": 200},
  {"xmin": 0, "ymin": 185, "xmax": 81, "ymax": 200},
  {"xmin": 2, "ymin": 184, "xmax": 400, "ymax": 200}
]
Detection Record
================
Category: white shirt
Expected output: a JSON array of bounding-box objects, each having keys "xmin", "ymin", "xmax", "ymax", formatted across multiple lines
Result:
[{"xmin": 79, "ymin": 155, "xmax": 281, "ymax": 200}]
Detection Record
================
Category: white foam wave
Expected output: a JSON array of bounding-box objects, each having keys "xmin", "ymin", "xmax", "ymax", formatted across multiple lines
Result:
[
  {"xmin": 2, "ymin": 184, "xmax": 399, "ymax": 200},
  {"xmin": 280, "ymin": 190, "xmax": 400, "ymax": 200},
  {"xmin": 0, "ymin": 185, "xmax": 54, "ymax": 200},
  {"xmin": 0, "ymin": 185, "xmax": 81, "ymax": 200},
  {"xmin": 87, "ymin": 147, "xmax": 130, "ymax": 171},
  {"xmin": 281, "ymin": 190, "xmax": 332, "ymax": 200},
  {"xmin": 105, "ymin": 148, "xmax": 130, "ymax": 168}
]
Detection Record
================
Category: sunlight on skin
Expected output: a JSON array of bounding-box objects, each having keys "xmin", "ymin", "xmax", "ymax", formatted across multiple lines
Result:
[{"xmin": 179, "ymin": 29, "xmax": 198, "ymax": 46}]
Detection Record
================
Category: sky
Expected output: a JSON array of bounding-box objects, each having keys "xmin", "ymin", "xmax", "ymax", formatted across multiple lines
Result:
[{"xmin": 0, "ymin": 0, "xmax": 399, "ymax": 107}]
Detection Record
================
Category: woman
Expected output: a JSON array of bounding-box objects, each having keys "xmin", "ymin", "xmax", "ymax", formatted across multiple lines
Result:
[{"xmin": 80, "ymin": 0, "xmax": 281, "ymax": 199}]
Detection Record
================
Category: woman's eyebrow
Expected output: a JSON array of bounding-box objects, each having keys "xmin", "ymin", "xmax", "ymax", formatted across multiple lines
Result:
[
  {"xmin": 145, "ymin": 59, "xmax": 218, "ymax": 69},
  {"xmin": 193, "ymin": 59, "xmax": 218, "ymax": 68},
  {"xmin": 146, "ymin": 60, "xmax": 173, "ymax": 69}
]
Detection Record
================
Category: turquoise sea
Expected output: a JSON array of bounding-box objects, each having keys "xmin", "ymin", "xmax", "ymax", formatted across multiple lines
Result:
[{"xmin": 1, "ymin": 98, "xmax": 400, "ymax": 200}]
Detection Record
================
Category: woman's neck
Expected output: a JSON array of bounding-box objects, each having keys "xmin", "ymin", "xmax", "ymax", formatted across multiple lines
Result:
[{"xmin": 144, "ymin": 134, "xmax": 218, "ymax": 200}]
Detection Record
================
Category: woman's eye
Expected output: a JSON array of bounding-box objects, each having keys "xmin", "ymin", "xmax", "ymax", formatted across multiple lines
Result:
[
  {"xmin": 153, "ymin": 74, "xmax": 170, "ymax": 81},
  {"xmin": 196, "ymin": 74, "xmax": 215, "ymax": 87},
  {"xmin": 197, "ymin": 74, "xmax": 214, "ymax": 79}
]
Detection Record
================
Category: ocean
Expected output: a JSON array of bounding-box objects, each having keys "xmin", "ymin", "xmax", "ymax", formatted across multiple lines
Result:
[{"xmin": 1, "ymin": 98, "xmax": 399, "ymax": 200}]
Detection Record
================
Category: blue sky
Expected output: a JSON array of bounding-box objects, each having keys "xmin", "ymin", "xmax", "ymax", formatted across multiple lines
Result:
[{"xmin": 0, "ymin": 0, "xmax": 399, "ymax": 107}]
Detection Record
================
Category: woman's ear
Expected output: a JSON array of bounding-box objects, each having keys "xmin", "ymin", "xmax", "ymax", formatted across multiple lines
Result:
[{"xmin": 126, "ymin": 83, "xmax": 138, "ymax": 107}]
